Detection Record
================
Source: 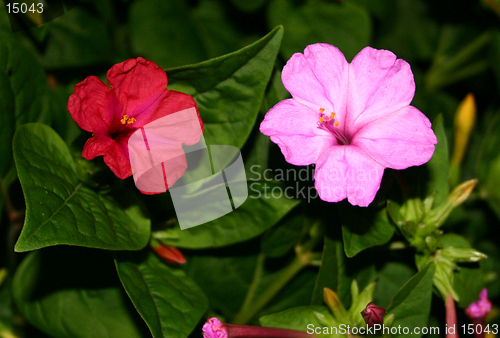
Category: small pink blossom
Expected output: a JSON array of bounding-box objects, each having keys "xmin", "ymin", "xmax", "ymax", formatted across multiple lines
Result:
[
  {"xmin": 203, "ymin": 318, "xmax": 228, "ymax": 338},
  {"xmin": 260, "ymin": 44, "xmax": 437, "ymax": 206},
  {"xmin": 466, "ymin": 288, "xmax": 492, "ymax": 319}
]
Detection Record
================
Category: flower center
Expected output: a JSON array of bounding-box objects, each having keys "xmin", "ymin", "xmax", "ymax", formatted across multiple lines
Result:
[
  {"xmin": 120, "ymin": 115, "xmax": 136, "ymax": 125},
  {"xmin": 317, "ymin": 108, "xmax": 349, "ymax": 145}
]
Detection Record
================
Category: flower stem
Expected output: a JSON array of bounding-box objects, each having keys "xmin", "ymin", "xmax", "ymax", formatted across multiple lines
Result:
[
  {"xmin": 226, "ymin": 324, "xmax": 310, "ymax": 338},
  {"xmin": 446, "ymin": 293, "xmax": 459, "ymax": 338},
  {"xmin": 233, "ymin": 255, "xmax": 306, "ymax": 325}
]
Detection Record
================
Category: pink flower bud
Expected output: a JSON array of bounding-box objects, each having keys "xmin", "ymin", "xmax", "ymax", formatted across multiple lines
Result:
[
  {"xmin": 203, "ymin": 318, "xmax": 228, "ymax": 338},
  {"xmin": 361, "ymin": 302, "xmax": 386, "ymax": 327}
]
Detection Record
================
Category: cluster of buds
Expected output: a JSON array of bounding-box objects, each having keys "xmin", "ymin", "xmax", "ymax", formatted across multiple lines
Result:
[
  {"xmin": 388, "ymin": 179, "xmax": 486, "ymax": 301},
  {"xmin": 322, "ymin": 281, "xmax": 389, "ymax": 330}
]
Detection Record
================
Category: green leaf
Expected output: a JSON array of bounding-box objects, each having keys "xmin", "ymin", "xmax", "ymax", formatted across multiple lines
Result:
[
  {"xmin": 12, "ymin": 247, "xmax": 150, "ymax": 338},
  {"xmin": 0, "ymin": 70, "xmax": 15, "ymax": 178},
  {"xmin": 386, "ymin": 262, "xmax": 435, "ymax": 338},
  {"xmin": 259, "ymin": 306, "xmax": 334, "ymax": 331},
  {"xmin": 115, "ymin": 250, "xmax": 208, "ymax": 338},
  {"xmin": 373, "ymin": 262, "xmax": 416, "ymax": 309},
  {"xmin": 440, "ymin": 233, "xmax": 471, "ymax": 248},
  {"xmin": 267, "ymin": 0, "xmax": 371, "ymax": 61},
  {"xmin": 261, "ymin": 213, "xmax": 304, "ymax": 258},
  {"xmin": 190, "ymin": 0, "xmax": 247, "ymax": 59},
  {"xmin": 130, "ymin": 0, "xmax": 244, "ymax": 69},
  {"xmin": 0, "ymin": 273, "xmax": 13, "ymax": 336},
  {"xmin": 260, "ymin": 269, "xmax": 317, "ymax": 319},
  {"xmin": 0, "ymin": 31, "xmax": 49, "ymax": 126},
  {"xmin": 35, "ymin": 7, "xmax": 113, "ymax": 68},
  {"xmin": 485, "ymin": 153, "xmax": 500, "ymax": 219},
  {"xmin": 259, "ymin": 68, "xmax": 289, "ymax": 115},
  {"xmin": 425, "ymin": 26, "xmax": 490, "ymax": 91},
  {"xmin": 13, "ymin": 123, "xmax": 150, "ymax": 252},
  {"xmin": 159, "ymin": 181, "xmax": 299, "ymax": 248},
  {"xmin": 454, "ymin": 266, "xmax": 485, "ymax": 308},
  {"xmin": 130, "ymin": 0, "xmax": 205, "ymax": 68},
  {"xmin": 425, "ymin": 114, "xmax": 449, "ymax": 206},
  {"xmin": 340, "ymin": 204, "xmax": 394, "ymax": 258},
  {"xmin": 375, "ymin": 0, "xmax": 438, "ymax": 64},
  {"xmin": 476, "ymin": 108, "xmax": 500, "ymax": 181},
  {"xmin": 167, "ymin": 26, "xmax": 283, "ymax": 152},
  {"xmin": 490, "ymin": 30, "xmax": 500, "ymax": 96},
  {"xmin": 311, "ymin": 236, "xmax": 350, "ymax": 306},
  {"xmin": 187, "ymin": 253, "xmax": 257, "ymax": 319}
]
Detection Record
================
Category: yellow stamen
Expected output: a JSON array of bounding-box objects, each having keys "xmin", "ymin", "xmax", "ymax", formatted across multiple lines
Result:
[
  {"xmin": 120, "ymin": 115, "xmax": 136, "ymax": 125},
  {"xmin": 330, "ymin": 112, "xmax": 335, "ymax": 119},
  {"xmin": 319, "ymin": 117, "xmax": 325, "ymax": 123},
  {"xmin": 334, "ymin": 121, "xmax": 339, "ymax": 127},
  {"xmin": 319, "ymin": 108, "xmax": 325, "ymax": 113}
]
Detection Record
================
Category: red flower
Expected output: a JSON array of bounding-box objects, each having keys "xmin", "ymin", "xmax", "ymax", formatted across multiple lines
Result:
[{"xmin": 68, "ymin": 57, "xmax": 203, "ymax": 182}]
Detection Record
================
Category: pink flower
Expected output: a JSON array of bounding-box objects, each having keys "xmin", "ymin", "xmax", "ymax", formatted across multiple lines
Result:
[
  {"xmin": 203, "ymin": 318, "xmax": 228, "ymax": 338},
  {"xmin": 361, "ymin": 302, "xmax": 386, "ymax": 327},
  {"xmin": 260, "ymin": 44, "xmax": 437, "ymax": 206},
  {"xmin": 68, "ymin": 57, "xmax": 203, "ymax": 184},
  {"xmin": 466, "ymin": 288, "xmax": 492, "ymax": 319}
]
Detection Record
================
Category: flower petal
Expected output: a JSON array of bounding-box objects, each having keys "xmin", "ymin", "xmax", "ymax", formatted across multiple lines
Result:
[
  {"xmin": 314, "ymin": 145, "xmax": 385, "ymax": 207},
  {"xmin": 128, "ymin": 108, "xmax": 200, "ymax": 194},
  {"xmin": 67, "ymin": 76, "xmax": 112, "ymax": 134},
  {"xmin": 102, "ymin": 142, "xmax": 132, "ymax": 179},
  {"xmin": 260, "ymin": 99, "xmax": 336, "ymax": 165},
  {"xmin": 352, "ymin": 106, "xmax": 437, "ymax": 169},
  {"xmin": 346, "ymin": 47, "xmax": 415, "ymax": 137},
  {"xmin": 282, "ymin": 43, "xmax": 349, "ymax": 124},
  {"xmin": 82, "ymin": 135, "xmax": 114, "ymax": 160},
  {"xmin": 107, "ymin": 57, "xmax": 168, "ymax": 119},
  {"xmin": 134, "ymin": 90, "xmax": 203, "ymax": 139}
]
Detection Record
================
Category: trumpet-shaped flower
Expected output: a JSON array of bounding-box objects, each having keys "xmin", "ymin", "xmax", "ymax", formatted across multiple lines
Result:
[
  {"xmin": 260, "ymin": 44, "xmax": 437, "ymax": 206},
  {"xmin": 68, "ymin": 57, "xmax": 203, "ymax": 188}
]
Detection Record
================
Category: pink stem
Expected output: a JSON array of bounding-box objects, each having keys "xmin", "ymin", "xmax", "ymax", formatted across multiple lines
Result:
[
  {"xmin": 227, "ymin": 324, "xmax": 312, "ymax": 338},
  {"xmin": 446, "ymin": 293, "xmax": 459, "ymax": 338}
]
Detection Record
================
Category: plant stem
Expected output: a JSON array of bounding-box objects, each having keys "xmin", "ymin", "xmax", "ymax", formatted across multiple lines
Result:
[
  {"xmin": 227, "ymin": 324, "xmax": 310, "ymax": 338},
  {"xmin": 446, "ymin": 293, "xmax": 459, "ymax": 338},
  {"xmin": 232, "ymin": 255, "xmax": 306, "ymax": 325}
]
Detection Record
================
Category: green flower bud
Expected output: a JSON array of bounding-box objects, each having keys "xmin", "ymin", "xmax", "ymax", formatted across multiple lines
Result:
[
  {"xmin": 423, "ymin": 179, "xmax": 477, "ymax": 228},
  {"xmin": 441, "ymin": 247, "xmax": 487, "ymax": 263}
]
